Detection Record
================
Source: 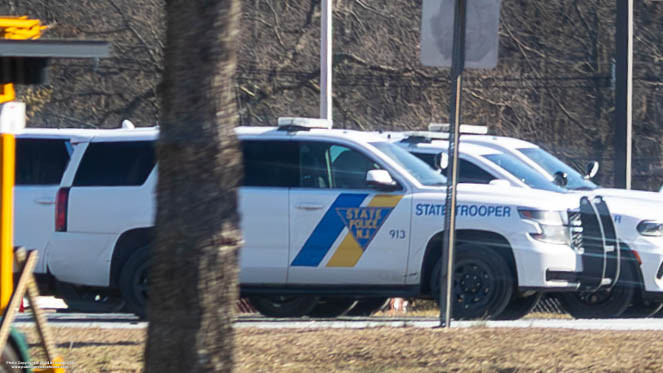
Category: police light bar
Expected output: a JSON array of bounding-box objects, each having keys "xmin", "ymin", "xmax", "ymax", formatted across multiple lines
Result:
[
  {"xmin": 277, "ymin": 117, "xmax": 332, "ymax": 130},
  {"xmin": 428, "ymin": 123, "xmax": 489, "ymax": 135}
]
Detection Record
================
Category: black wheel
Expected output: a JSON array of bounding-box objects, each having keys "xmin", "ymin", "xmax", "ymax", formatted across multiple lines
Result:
[
  {"xmin": 621, "ymin": 294, "xmax": 663, "ymax": 318},
  {"xmin": 119, "ymin": 247, "xmax": 150, "ymax": 319},
  {"xmin": 494, "ymin": 292, "xmax": 542, "ymax": 320},
  {"xmin": 346, "ymin": 298, "xmax": 390, "ymax": 316},
  {"xmin": 308, "ymin": 297, "xmax": 357, "ymax": 318},
  {"xmin": 558, "ymin": 260, "xmax": 636, "ymax": 319},
  {"xmin": 249, "ymin": 296, "xmax": 318, "ymax": 318},
  {"xmin": 430, "ymin": 245, "xmax": 513, "ymax": 320}
]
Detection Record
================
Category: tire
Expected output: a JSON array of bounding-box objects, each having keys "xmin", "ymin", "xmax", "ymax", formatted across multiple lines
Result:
[
  {"xmin": 249, "ymin": 296, "xmax": 319, "ymax": 318},
  {"xmin": 494, "ymin": 292, "xmax": 542, "ymax": 320},
  {"xmin": 346, "ymin": 298, "xmax": 390, "ymax": 316},
  {"xmin": 557, "ymin": 260, "xmax": 636, "ymax": 319},
  {"xmin": 118, "ymin": 247, "xmax": 150, "ymax": 319},
  {"xmin": 307, "ymin": 297, "xmax": 357, "ymax": 318},
  {"xmin": 430, "ymin": 244, "xmax": 513, "ymax": 320}
]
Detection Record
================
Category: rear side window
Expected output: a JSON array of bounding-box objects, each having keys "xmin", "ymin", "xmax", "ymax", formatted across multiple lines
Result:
[
  {"xmin": 241, "ymin": 140, "xmax": 298, "ymax": 187},
  {"xmin": 413, "ymin": 152, "xmax": 437, "ymax": 169},
  {"xmin": 457, "ymin": 159, "xmax": 495, "ymax": 184},
  {"xmin": 73, "ymin": 141, "xmax": 156, "ymax": 186},
  {"xmin": 16, "ymin": 138, "xmax": 70, "ymax": 185},
  {"xmin": 414, "ymin": 152, "xmax": 494, "ymax": 184}
]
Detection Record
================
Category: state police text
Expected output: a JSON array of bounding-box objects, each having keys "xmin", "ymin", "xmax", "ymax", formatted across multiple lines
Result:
[{"xmin": 415, "ymin": 203, "xmax": 511, "ymax": 218}]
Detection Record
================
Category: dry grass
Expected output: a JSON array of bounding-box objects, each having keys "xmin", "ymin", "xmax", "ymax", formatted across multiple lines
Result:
[{"xmin": 15, "ymin": 325, "xmax": 663, "ymax": 372}]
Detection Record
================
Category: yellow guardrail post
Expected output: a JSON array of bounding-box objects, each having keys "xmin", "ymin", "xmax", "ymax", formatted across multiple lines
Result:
[{"xmin": 0, "ymin": 103, "xmax": 19, "ymax": 312}]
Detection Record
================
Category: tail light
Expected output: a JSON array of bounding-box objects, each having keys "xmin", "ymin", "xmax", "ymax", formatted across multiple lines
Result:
[{"xmin": 55, "ymin": 187, "xmax": 70, "ymax": 232}]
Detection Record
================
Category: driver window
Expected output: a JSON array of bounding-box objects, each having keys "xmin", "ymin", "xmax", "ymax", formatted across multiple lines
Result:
[{"xmin": 298, "ymin": 142, "xmax": 380, "ymax": 189}]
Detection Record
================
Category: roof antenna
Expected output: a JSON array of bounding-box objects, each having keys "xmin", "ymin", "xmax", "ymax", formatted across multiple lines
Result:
[{"xmin": 122, "ymin": 119, "xmax": 135, "ymax": 129}]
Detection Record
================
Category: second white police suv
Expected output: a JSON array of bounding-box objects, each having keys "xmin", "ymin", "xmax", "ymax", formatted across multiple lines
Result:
[
  {"xmin": 44, "ymin": 118, "xmax": 616, "ymax": 319},
  {"xmin": 387, "ymin": 124, "xmax": 663, "ymax": 318}
]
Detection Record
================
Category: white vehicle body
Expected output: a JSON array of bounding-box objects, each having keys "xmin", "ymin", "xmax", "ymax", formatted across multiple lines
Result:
[
  {"xmin": 390, "ymin": 132, "xmax": 663, "ymax": 296},
  {"xmin": 43, "ymin": 123, "xmax": 617, "ymax": 317},
  {"xmin": 13, "ymin": 128, "xmax": 101, "ymax": 274}
]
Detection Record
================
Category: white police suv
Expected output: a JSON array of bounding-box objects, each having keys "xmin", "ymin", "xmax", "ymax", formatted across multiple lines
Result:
[
  {"xmin": 389, "ymin": 126, "xmax": 663, "ymax": 318},
  {"xmin": 43, "ymin": 119, "xmax": 617, "ymax": 320}
]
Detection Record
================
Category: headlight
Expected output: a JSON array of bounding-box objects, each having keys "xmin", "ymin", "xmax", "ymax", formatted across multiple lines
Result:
[
  {"xmin": 637, "ymin": 220, "xmax": 663, "ymax": 237},
  {"xmin": 518, "ymin": 208, "xmax": 569, "ymax": 245}
]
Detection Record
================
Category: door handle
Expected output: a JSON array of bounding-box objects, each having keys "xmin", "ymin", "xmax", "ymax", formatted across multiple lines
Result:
[
  {"xmin": 296, "ymin": 203, "xmax": 324, "ymax": 211},
  {"xmin": 34, "ymin": 197, "xmax": 55, "ymax": 205}
]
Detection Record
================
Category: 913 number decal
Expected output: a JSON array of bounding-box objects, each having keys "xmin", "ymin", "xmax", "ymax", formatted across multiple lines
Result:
[{"xmin": 389, "ymin": 229, "xmax": 406, "ymax": 239}]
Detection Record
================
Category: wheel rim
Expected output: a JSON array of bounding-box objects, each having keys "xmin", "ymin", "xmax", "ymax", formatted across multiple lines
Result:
[
  {"xmin": 133, "ymin": 262, "xmax": 149, "ymax": 305},
  {"xmin": 453, "ymin": 259, "xmax": 495, "ymax": 313}
]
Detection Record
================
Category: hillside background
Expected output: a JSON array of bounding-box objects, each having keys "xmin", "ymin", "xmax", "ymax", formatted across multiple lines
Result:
[{"xmin": 1, "ymin": 0, "xmax": 663, "ymax": 190}]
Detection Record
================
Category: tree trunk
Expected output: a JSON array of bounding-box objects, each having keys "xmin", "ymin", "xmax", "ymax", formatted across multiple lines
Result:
[{"xmin": 145, "ymin": 0, "xmax": 242, "ymax": 372}]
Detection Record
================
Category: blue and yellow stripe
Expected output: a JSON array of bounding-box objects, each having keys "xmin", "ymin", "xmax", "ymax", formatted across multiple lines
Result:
[{"xmin": 291, "ymin": 193, "xmax": 402, "ymax": 268}]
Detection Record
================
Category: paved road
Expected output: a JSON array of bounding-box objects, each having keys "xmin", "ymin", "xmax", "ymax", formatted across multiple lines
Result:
[{"xmin": 12, "ymin": 313, "xmax": 663, "ymax": 331}]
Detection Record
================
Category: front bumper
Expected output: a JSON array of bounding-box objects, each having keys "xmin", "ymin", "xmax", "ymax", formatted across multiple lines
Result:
[
  {"xmin": 511, "ymin": 235, "xmax": 583, "ymax": 290},
  {"xmin": 628, "ymin": 236, "xmax": 663, "ymax": 293}
]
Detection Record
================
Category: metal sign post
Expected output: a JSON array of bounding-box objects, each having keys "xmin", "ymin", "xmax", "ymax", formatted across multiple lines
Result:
[
  {"xmin": 438, "ymin": 0, "xmax": 467, "ymax": 329},
  {"xmin": 421, "ymin": 0, "xmax": 500, "ymax": 328},
  {"xmin": 320, "ymin": 0, "xmax": 333, "ymax": 122}
]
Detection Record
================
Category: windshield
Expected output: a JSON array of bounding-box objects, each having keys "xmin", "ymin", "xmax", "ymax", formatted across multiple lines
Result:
[
  {"xmin": 518, "ymin": 147, "xmax": 597, "ymax": 190},
  {"xmin": 482, "ymin": 153, "xmax": 567, "ymax": 193},
  {"xmin": 371, "ymin": 142, "xmax": 447, "ymax": 186}
]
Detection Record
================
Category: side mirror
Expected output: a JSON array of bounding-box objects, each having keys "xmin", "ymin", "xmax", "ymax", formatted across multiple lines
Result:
[
  {"xmin": 553, "ymin": 171, "xmax": 568, "ymax": 187},
  {"xmin": 434, "ymin": 152, "xmax": 449, "ymax": 171},
  {"xmin": 366, "ymin": 170, "xmax": 398, "ymax": 190},
  {"xmin": 585, "ymin": 161, "xmax": 599, "ymax": 179},
  {"xmin": 488, "ymin": 179, "xmax": 511, "ymax": 187}
]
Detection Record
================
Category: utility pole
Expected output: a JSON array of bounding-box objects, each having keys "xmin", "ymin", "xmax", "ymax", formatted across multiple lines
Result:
[
  {"xmin": 320, "ymin": 0, "xmax": 333, "ymax": 122},
  {"xmin": 614, "ymin": 0, "xmax": 633, "ymax": 189}
]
